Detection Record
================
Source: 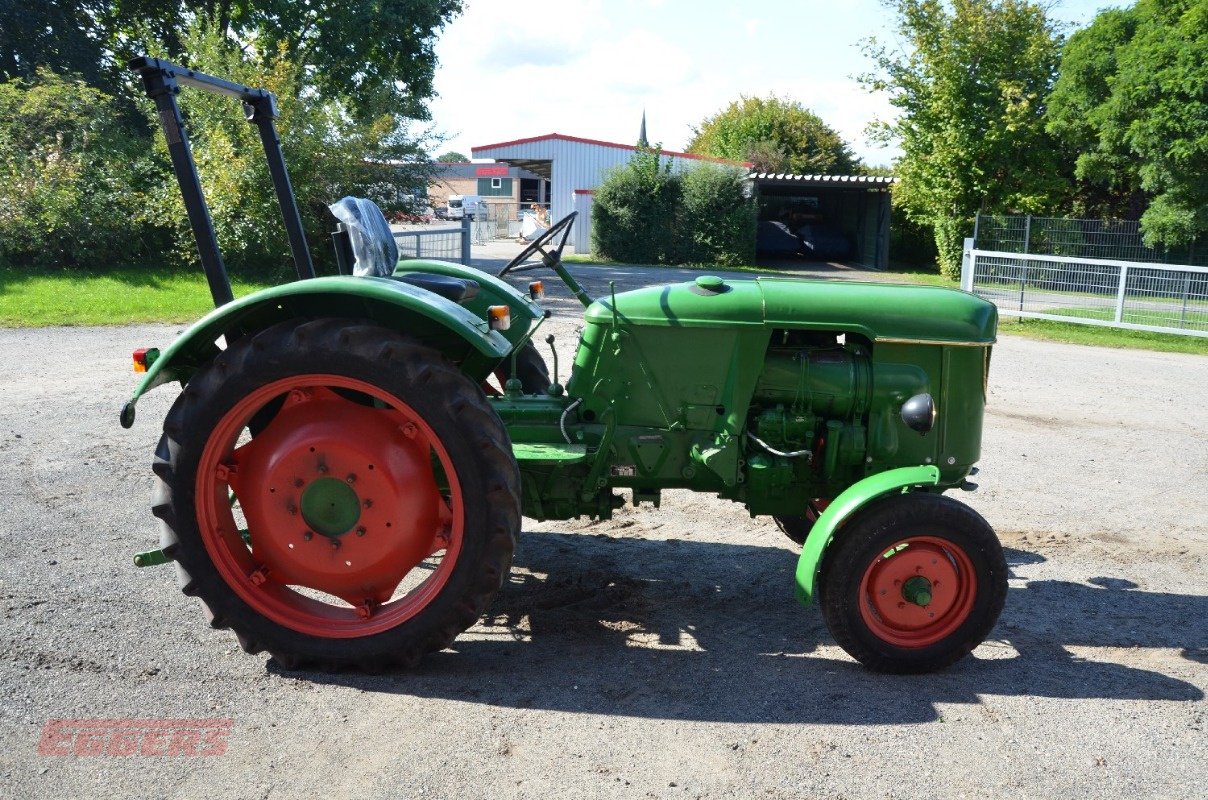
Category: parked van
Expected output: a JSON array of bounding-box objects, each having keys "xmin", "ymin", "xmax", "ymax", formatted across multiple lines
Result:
[{"xmin": 447, "ymin": 194, "xmax": 484, "ymax": 220}]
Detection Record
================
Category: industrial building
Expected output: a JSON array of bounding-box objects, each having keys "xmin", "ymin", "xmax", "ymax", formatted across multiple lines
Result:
[{"xmin": 461, "ymin": 129, "xmax": 894, "ymax": 267}]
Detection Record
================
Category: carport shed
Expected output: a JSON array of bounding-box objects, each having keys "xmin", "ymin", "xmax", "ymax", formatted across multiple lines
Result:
[{"xmin": 749, "ymin": 173, "xmax": 896, "ymax": 269}]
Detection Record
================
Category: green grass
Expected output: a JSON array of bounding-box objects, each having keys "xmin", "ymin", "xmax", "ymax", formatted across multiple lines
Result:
[
  {"xmin": 5, "ymin": 262, "xmax": 1204, "ymax": 355},
  {"xmin": 998, "ymin": 316, "xmax": 1208, "ymax": 355},
  {"xmin": 0, "ymin": 266, "xmax": 274, "ymax": 327}
]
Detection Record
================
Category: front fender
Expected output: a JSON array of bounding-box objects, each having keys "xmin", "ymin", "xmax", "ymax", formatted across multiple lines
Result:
[
  {"xmin": 794, "ymin": 465, "xmax": 941, "ymax": 606},
  {"xmin": 120, "ymin": 276, "xmax": 511, "ymax": 428}
]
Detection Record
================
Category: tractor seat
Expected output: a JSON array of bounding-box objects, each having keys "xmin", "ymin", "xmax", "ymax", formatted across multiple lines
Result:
[{"xmin": 394, "ymin": 272, "xmax": 480, "ymax": 304}]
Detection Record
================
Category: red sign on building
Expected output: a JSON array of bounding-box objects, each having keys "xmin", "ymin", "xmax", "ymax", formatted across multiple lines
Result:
[{"xmin": 475, "ymin": 166, "xmax": 509, "ymax": 177}]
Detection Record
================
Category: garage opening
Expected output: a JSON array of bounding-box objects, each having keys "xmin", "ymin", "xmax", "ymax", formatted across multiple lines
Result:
[{"xmin": 750, "ymin": 174, "xmax": 895, "ymax": 270}]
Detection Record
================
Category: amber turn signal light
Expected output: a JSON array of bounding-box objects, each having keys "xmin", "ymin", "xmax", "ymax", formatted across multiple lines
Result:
[{"xmin": 487, "ymin": 305, "xmax": 511, "ymax": 331}]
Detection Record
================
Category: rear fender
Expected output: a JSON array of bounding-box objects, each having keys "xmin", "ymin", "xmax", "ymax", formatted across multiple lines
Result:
[
  {"xmin": 119, "ymin": 275, "xmax": 511, "ymax": 428},
  {"xmin": 794, "ymin": 465, "xmax": 941, "ymax": 606}
]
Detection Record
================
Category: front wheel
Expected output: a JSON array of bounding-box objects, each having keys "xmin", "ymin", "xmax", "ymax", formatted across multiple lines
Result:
[
  {"xmin": 817, "ymin": 493, "xmax": 1007, "ymax": 673},
  {"xmin": 152, "ymin": 319, "xmax": 521, "ymax": 671}
]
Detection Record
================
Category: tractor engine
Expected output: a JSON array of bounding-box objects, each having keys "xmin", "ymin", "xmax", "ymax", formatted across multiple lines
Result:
[{"xmin": 744, "ymin": 335, "xmax": 874, "ymax": 514}]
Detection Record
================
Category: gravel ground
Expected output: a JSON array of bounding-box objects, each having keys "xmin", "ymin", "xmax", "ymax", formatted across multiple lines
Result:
[{"xmin": 1, "ymin": 248, "xmax": 1205, "ymax": 799}]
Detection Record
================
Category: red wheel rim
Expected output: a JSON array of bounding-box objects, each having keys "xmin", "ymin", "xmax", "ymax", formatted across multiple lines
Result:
[
  {"xmin": 195, "ymin": 375, "xmax": 464, "ymax": 638},
  {"xmin": 857, "ymin": 536, "xmax": 977, "ymax": 648}
]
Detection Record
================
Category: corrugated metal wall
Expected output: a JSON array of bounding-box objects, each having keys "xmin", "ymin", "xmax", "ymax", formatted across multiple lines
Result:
[{"xmin": 472, "ymin": 140, "xmax": 697, "ymax": 234}]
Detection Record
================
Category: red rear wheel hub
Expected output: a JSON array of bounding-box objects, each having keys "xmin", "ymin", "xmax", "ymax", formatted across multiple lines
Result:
[{"xmin": 196, "ymin": 376, "xmax": 462, "ymax": 638}]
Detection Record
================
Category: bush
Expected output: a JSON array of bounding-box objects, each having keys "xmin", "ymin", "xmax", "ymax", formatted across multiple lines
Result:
[
  {"xmin": 592, "ymin": 147, "xmax": 755, "ymax": 266},
  {"xmin": 0, "ymin": 69, "xmax": 170, "ymax": 269},
  {"xmin": 679, "ymin": 165, "xmax": 756, "ymax": 266},
  {"xmin": 592, "ymin": 146, "xmax": 681, "ymax": 264},
  {"xmin": 887, "ymin": 212, "xmax": 938, "ymax": 270}
]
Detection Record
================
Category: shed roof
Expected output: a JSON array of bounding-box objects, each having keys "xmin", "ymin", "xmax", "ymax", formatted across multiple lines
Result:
[{"xmin": 748, "ymin": 173, "xmax": 898, "ymax": 189}]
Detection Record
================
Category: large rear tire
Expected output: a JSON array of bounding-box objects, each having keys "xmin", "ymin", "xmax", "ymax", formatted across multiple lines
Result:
[
  {"xmin": 152, "ymin": 319, "xmax": 521, "ymax": 671},
  {"xmin": 817, "ymin": 493, "xmax": 1007, "ymax": 673}
]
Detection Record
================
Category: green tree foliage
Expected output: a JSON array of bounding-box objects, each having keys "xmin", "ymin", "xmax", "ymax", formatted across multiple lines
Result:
[
  {"xmin": 687, "ymin": 96, "xmax": 861, "ymax": 175},
  {"xmin": 437, "ymin": 151, "xmax": 468, "ymax": 163},
  {"xmin": 679, "ymin": 165, "xmax": 757, "ymax": 266},
  {"xmin": 149, "ymin": 24, "xmax": 435, "ymax": 275},
  {"xmin": 3, "ymin": 1, "xmax": 461, "ymax": 124},
  {"xmin": 593, "ymin": 146, "xmax": 755, "ymax": 266},
  {"xmin": 592, "ymin": 146, "xmax": 682, "ymax": 264},
  {"xmin": 0, "ymin": 2, "xmax": 459, "ymax": 271},
  {"xmin": 0, "ymin": 1, "xmax": 106, "ymax": 85},
  {"xmin": 863, "ymin": 0, "xmax": 1066, "ymax": 277},
  {"xmin": 0, "ymin": 69, "xmax": 169, "ymax": 267},
  {"xmin": 1046, "ymin": 0, "xmax": 1208, "ymax": 248}
]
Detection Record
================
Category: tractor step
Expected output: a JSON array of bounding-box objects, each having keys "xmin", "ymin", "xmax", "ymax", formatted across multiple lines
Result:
[
  {"xmin": 512, "ymin": 442, "xmax": 588, "ymax": 464},
  {"xmin": 133, "ymin": 548, "xmax": 171, "ymax": 567}
]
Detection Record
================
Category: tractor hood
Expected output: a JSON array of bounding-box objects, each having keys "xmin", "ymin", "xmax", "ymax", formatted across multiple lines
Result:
[{"xmin": 584, "ymin": 276, "xmax": 997, "ymax": 345}]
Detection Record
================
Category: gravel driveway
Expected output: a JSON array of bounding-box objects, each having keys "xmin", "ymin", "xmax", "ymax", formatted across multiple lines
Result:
[{"xmin": 1, "ymin": 253, "xmax": 1204, "ymax": 799}]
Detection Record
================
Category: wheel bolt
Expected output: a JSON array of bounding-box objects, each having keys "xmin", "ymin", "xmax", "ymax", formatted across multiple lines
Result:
[
  {"xmin": 302, "ymin": 531, "xmax": 313, "ymax": 541},
  {"xmin": 356, "ymin": 527, "xmax": 366, "ymax": 537},
  {"xmin": 215, "ymin": 463, "xmax": 234, "ymax": 481},
  {"xmin": 317, "ymin": 463, "xmax": 328, "ymax": 474},
  {"xmin": 355, "ymin": 603, "xmax": 373, "ymax": 619},
  {"xmin": 249, "ymin": 567, "xmax": 268, "ymax": 586},
  {"xmin": 329, "ymin": 538, "xmax": 341, "ymax": 550},
  {"xmin": 294, "ymin": 478, "xmax": 304, "ymax": 488},
  {"xmin": 893, "ymin": 579, "xmax": 901, "ymax": 586},
  {"xmin": 346, "ymin": 473, "xmax": 356, "ymax": 484},
  {"xmin": 363, "ymin": 499, "xmax": 373, "ymax": 509},
  {"xmin": 898, "ymin": 602, "xmax": 906, "ymax": 609},
  {"xmin": 401, "ymin": 422, "xmax": 418, "ymax": 439}
]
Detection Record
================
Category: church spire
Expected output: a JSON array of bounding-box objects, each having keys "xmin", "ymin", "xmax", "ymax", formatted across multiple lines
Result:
[{"xmin": 638, "ymin": 109, "xmax": 648, "ymax": 148}]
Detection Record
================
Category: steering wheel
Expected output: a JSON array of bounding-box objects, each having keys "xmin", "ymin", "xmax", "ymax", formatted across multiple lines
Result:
[{"xmin": 497, "ymin": 211, "xmax": 577, "ymax": 277}]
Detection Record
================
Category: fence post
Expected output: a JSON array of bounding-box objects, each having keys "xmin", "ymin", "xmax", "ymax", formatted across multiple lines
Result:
[
  {"xmin": 1023, "ymin": 214, "xmax": 1032, "ymax": 254},
  {"xmin": 961, "ymin": 237, "xmax": 975, "ymax": 292},
  {"xmin": 460, "ymin": 214, "xmax": 472, "ymax": 266},
  {"xmin": 1178, "ymin": 272, "xmax": 1192, "ymax": 329},
  {"xmin": 972, "ymin": 212, "xmax": 980, "ymax": 248},
  {"xmin": 1113, "ymin": 264, "xmax": 1129, "ymax": 323}
]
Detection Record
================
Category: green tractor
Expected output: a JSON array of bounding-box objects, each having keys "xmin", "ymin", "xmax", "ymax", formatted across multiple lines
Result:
[{"xmin": 124, "ymin": 57, "xmax": 1007, "ymax": 674}]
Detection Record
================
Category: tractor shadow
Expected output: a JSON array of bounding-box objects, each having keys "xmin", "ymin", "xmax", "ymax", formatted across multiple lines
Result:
[{"xmin": 287, "ymin": 531, "xmax": 1205, "ymax": 724}]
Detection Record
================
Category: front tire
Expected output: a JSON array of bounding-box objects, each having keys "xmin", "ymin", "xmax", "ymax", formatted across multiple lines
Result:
[
  {"xmin": 152, "ymin": 319, "xmax": 521, "ymax": 671},
  {"xmin": 817, "ymin": 493, "xmax": 1007, "ymax": 673}
]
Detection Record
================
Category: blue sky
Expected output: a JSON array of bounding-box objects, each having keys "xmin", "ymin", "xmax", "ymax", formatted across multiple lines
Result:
[{"xmin": 429, "ymin": 0, "xmax": 1117, "ymax": 167}]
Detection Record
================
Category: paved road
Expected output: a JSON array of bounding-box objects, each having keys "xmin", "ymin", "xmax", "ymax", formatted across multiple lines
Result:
[{"xmin": 1, "ymin": 258, "xmax": 1204, "ymax": 799}]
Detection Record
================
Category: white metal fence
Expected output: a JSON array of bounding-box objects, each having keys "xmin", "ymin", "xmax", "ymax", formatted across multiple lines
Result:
[{"xmin": 962, "ymin": 245, "xmax": 1208, "ymax": 338}]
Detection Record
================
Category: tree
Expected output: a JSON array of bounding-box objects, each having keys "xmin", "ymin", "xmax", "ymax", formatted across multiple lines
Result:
[
  {"xmin": 436, "ymin": 151, "xmax": 468, "ymax": 163},
  {"xmin": 1044, "ymin": 7, "xmax": 1142, "ymax": 220},
  {"xmin": 862, "ymin": 0, "xmax": 1066, "ymax": 277},
  {"xmin": 0, "ymin": 69, "xmax": 168, "ymax": 267},
  {"xmin": 1047, "ymin": 0, "xmax": 1208, "ymax": 248},
  {"xmin": 0, "ymin": 1, "xmax": 106, "ymax": 86},
  {"xmin": 3, "ymin": 1, "xmax": 461, "ymax": 124},
  {"xmin": 147, "ymin": 23, "xmax": 436, "ymax": 275},
  {"xmin": 687, "ymin": 96, "xmax": 861, "ymax": 175}
]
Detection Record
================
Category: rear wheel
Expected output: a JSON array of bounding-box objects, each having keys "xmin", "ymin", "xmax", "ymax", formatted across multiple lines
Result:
[
  {"xmin": 152, "ymin": 319, "xmax": 521, "ymax": 671},
  {"xmin": 817, "ymin": 493, "xmax": 1006, "ymax": 673}
]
